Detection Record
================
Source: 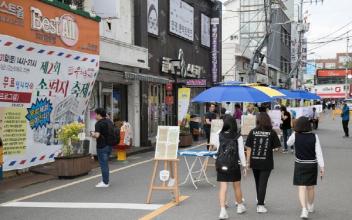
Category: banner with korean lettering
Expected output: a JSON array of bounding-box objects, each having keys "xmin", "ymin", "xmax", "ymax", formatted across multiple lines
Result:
[
  {"xmin": 0, "ymin": 34, "xmax": 99, "ymax": 171},
  {"xmin": 177, "ymin": 88, "xmax": 191, "ymax": 126}
]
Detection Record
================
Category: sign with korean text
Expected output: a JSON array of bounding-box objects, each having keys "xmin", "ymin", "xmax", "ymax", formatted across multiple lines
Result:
[
  {"xmin": 155, "ymin": 126, "xmax": 180, "ymax": 160},
  {"xmin": 201, "ymin": 13, "xmax": 210, "ymax": 47},
  {"xmin": 0, "ymin": 0, "xmax": 99, "ymax": 171},
  {"xmin": 177, "ymin": 88, "xmax": 190, "ymax": 126},
  {"xmin": 241, "ymin": 115, "xmax": 256, "ymax": 136},
  {"xmin": 211, "ymin": 17, "xmax": 219, "ymax": 83},
  {"xmin": 169, "ymin": 0, "xmax": 194, "ymax": 41}
]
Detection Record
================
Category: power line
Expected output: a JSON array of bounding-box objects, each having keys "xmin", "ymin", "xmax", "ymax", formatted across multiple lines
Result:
[
  {"xmin": 308, "ymin": 19, "xmax": 352, "ymax": 43},
  {"xmin": 222, "ymin": 9, "xmax": 264, "ymax": 43}
]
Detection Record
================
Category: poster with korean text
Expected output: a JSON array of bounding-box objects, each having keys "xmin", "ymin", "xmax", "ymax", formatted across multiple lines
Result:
[{"xmin": 0, "ymin": 0, "xmax": 100, "ymax": 170}]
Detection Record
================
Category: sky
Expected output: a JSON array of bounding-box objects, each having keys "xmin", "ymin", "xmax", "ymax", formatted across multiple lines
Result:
[{"xmin": 305, "ymin": 0, "xmax": 352, "ymax": 60}]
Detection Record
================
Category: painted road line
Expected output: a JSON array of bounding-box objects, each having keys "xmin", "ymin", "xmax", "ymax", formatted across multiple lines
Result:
[
  {"xmin": 139, "ymin": 196, "xmax": 189, "ymax": 220},
  {"xmin": 1, "ymin": 142, "xmax": 205, "ymax": 206},
  {"xmin": 1, "ymin": 202, "xmax": 163, "ymax": 210}
]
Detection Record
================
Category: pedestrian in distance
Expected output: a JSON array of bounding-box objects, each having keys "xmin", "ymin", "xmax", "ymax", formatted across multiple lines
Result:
[
  {"xmin": 90, "ymin": 108, "xmax": 115, "ymax": 188},
  {"xmin": 204, "ymin": 103, "xmax": 217, "ymax": 145},
  {"xmin": 341, "ymin": 101, "xmax": 350, "ymax": 138},
  {"xmin": 309, "ymin": 107, "xmax": 319, "ymax": 130},
  {"xmin": 245, "ymin": 112, "xmax": 281, "ymax": 214},
  {"xmin": 280, "ymin": 106, "xmax": 293, "ymax": 153},
  {"xmin": 216, "ymin": 115, "xmax": 247, "ymax": 219},
  {"xmin": 287, "ymin": 116, "xmax": 325, "ymax": 219}
]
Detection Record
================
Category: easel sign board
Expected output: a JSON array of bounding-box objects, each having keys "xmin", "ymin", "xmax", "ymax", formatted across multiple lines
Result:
[
  {"xmin": 241, "ymin": 115, "xmax": 256, "ymax": 136},
  {"xmin": 268, "ymin": 110, "xmax": 281, "ymax": 130},
  {"xmin": 209, "ymin": 119, "xmax": 223, "ymax": 150},
  {"xmin": 155, "ymin": 126, "xmax": 180, "ymax": 160}
]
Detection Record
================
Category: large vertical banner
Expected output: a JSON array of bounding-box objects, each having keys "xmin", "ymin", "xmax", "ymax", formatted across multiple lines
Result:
[
  {"xmin": 0, "ymin": 0, "xmax": 100, "ymax": 171},
  {"xmin": 177, "ymin": 88, "xmax": 190, "ymax": 126},
  {"xmin": 211, "ymin": 18, "xmax": 220, "ymax": 84},
  {"xmin": 147, "ymin": 0, "xmax": 159, "ymax": 36}
]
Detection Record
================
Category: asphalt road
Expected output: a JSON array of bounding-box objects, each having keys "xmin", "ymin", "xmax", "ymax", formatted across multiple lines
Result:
[{"xmin": 0, "ymin": 112, "xmax": 351, "ymax": 220}]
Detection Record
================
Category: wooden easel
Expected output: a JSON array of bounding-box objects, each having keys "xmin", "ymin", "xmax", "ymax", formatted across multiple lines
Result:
[{"xmin": 146, "ymin": 159, "xmax": 180, "ymax": 204}]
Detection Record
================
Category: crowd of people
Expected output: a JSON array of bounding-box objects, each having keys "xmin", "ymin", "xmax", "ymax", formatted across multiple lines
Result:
[{"xmin": 213, "ymin": 108, "xmax": 325, "ymax": 219}]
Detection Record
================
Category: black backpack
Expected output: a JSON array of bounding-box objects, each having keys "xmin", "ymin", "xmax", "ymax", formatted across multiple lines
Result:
[
  {"xmin": 105, "ymin": 120, "xmax": 120, "ymax": 146},
  {"xmin": 216, "ymin": 133, "xmax": 240, "ymax": 173}
]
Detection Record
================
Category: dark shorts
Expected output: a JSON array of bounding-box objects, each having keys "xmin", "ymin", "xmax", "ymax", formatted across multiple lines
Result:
[
  {"xmin": 293, "ymin": 162, "xmax": 318, "ymax": 186},
  {"xmin": 217, "ymin": 168, "xmax": 241, "ymax": 182}
]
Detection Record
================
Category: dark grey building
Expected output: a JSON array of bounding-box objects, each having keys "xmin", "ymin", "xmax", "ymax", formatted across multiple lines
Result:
[
  {"xmin": 267, "ymin": 7, "xmax": 291, "ymax": 87},
  {"xmin": 134, "ymin": 0, "xmax": 222, "ymax": 145}
]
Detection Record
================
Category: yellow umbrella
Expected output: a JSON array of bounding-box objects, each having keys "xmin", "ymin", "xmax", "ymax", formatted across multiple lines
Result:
[{"xmin": 244, "ymin": 84, "xmax": 285, "ymax": 98}]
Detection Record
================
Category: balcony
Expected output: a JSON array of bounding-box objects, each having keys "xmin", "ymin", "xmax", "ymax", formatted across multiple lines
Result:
[{"xmin": 100, "ymin": 37, "xmax": 148, "ymax": 69}]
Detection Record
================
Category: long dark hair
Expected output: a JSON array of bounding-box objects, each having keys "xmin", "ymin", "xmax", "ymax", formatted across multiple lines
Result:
[
  {"xmin": 220, "ymin": 115, "xmax": 238, "ymax": 138},
  {"xmin": 256, "ymin": 112, "xmax": 273, "ymax": 131}
]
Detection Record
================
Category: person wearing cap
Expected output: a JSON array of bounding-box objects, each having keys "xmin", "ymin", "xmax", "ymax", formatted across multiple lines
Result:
[{"xmin": 341, "ymin": 101, "xmax": 350, "ymax": 138}]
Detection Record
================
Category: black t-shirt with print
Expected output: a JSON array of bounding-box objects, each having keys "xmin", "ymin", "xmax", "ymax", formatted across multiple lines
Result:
[{"xmin": 245, "ymin": 128, "xmax": 281, "ymax": 170}]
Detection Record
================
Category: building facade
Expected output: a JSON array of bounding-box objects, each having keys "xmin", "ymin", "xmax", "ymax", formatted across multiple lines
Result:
[
  {"xmin": 134, "ymin": 0, "xmax": 222, "ymax": 145},
  {"xmin": 267, "ymin": 7, "xmax": 291, "ymax": 87}
]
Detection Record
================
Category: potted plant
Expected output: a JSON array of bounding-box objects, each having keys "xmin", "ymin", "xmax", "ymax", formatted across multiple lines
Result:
[
  {"xmin": 179, "ymin": 120, "xmax": 193, "ymax": 148},
  {"xmin": 55, "ymin": 122, "xmax": 92, "ymax": 178}
]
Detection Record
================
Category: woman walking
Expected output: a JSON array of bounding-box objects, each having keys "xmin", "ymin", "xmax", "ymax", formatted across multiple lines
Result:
[
  {"xmin": 217, "ymin": 115, "xmax": 247, "ymax": 219},
  {"xmin": 245, "ymin": 112, "xmax": 281, "ymax": 213},
  {"xmin": 287, "ymin": 117, "xmax": 325, "ymax": 219}
]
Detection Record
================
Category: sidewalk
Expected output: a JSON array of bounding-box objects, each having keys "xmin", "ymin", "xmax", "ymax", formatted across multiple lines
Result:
[{"xmin": 0, "ymin": 138, "xmax": 204, "ymax": 193}]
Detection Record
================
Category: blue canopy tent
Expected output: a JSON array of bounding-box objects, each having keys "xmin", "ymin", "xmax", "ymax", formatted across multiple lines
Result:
[
  {"xmin": 191, "ymin": 85, "xmax": 274, "ymax": 103},
  {"xmin": 291, "ymin": 90, "xmax": 321, "ymax": 100}
]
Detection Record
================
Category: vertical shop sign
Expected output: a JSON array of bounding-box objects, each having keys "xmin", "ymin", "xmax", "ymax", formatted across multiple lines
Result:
[
  {"xmin": 211, "ymin": 18, "xmax": 219, "ymax": 84},
  {"xmin": 177, "ymin": 88, "xmax": 190, "ymax": 126}
]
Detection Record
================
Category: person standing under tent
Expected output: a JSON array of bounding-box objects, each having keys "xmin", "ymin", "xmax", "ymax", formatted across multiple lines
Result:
[
  {"xmin": 204, "ymin": 103, "xmax": 217, "ymax": 145},
  {"xmin": 281, "ymin": 106, "xmax": 293, "ymax": 153}
]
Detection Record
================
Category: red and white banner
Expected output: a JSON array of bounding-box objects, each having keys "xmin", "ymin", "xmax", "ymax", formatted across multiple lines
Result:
[{"xmin": 313, "ymin": 84, "xmax": 348, "ymax": 98}]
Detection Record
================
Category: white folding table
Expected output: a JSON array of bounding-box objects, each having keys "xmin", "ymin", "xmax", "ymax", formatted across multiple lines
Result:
[{"xmin": 178, "ymin": 150, "xmax": 217, "ymax": 189}]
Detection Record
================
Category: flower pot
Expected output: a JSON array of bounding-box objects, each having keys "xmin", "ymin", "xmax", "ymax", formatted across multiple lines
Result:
[
  {"xmin": 179, "ymin": 134, "xmax": 193, "ymax": 147},
  {"xmin": 54, "ymin": 154, "xmax": 92, "ymax": 178}
]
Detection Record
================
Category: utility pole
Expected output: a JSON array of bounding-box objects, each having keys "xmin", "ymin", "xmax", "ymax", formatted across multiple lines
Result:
[
  {"xmin": 295, "ymin": 0, "xmax": 304, "ymax": 90},
  {"xmin": 345, "ymin": 32, "xmax": 350, "ymax": 99},
  {"xmin": 247, "ymin": 0, "xmax": 271, "ymax": 83}
]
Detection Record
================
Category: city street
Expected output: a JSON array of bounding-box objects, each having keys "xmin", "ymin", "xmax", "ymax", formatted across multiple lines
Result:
[{"xmin": 0, "ymin": 113, "xmax": 351, "ymax": 220}]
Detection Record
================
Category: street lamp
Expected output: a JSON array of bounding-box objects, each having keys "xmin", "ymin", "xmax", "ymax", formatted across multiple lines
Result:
[{"xmin": 170, "ymin": 59, "xmax": 181, "ymax": 125}]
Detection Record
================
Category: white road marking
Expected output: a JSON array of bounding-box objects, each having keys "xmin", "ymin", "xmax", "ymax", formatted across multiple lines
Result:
[
  {"xmin": 0, "ymin": 142, "xmax": 206, "ymax": 206},
  {"xmin": 1, "ymin": 202, "xmax": 163, "ymax": 210}
]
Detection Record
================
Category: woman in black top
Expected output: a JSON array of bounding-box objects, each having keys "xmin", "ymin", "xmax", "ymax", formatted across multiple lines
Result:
[
  {"xmin": 217, "ymin": 115, "xmax": 247, "ymax": 219},
  {"xmin": 281, "ymin": 106, "xmax": 292, "ymax": 153},
  {"xmin": 245, "ymin": 112, "xmax": 281, "ymax": 214}
]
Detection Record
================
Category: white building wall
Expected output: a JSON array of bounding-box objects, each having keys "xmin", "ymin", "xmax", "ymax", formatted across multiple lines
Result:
[{"xmin": 222, "ymin": 0, "xmax": 240, "ymax": 82}]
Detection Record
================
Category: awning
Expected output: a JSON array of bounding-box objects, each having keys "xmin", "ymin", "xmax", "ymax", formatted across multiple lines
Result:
[{"xmin": 124, "ymin": 72, "xmax": 172, "ymax": 84}]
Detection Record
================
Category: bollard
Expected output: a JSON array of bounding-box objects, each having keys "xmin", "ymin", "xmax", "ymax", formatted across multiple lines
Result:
[{"xmin": 117, "ymin": 144, "xmax": 127, "ymax": 161}]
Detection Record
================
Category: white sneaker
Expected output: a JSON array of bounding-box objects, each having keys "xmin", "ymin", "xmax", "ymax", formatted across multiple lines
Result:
[
  {"xmin": 235, "ymin": 198, "xmax": 245, "ymax": 206},
  {"xmin": 95, "ymin": 181, "xmax": 109, "ymax": 188},
  {"xmin": 219, "ymin": 208, "xmax": 229, "ymax": 219},
  {"xmin": 300, "ymin": 208, "xmax": 309, "ymax": 219},
  {"xmin": 307, "ymin": 203, "xmax": 314, "ymax": 213},
  {"xmin": 237, "ymin": 203, "xmax": 247, "ymax": 214},
  {"xmin": 257, "ymin": 205, "xmax": 268, "ymax": 213}
]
